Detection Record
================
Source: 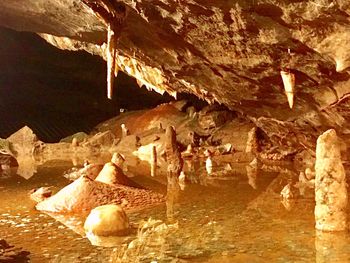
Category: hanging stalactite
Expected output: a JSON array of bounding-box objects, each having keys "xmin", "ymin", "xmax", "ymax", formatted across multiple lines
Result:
[{"xmin": 82, "ymin": 0, "xmax": 127, "ymax": 99}]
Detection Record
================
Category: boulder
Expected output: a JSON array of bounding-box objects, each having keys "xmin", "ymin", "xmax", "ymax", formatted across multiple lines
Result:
[
  {"xmin": 7, "ymin": 126, "xmax": 39, "ymax": 155},
  {"xmin": 84, "ymin": 204, "xmax": 129, "ymax": 236}
]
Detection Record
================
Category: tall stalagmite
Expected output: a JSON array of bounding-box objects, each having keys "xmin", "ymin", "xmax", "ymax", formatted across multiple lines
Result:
[{"xmin": 315, "ymin": 129, "xmax": 348, "ymax": 231}]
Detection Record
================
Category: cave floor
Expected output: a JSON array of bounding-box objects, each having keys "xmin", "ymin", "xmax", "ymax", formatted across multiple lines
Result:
[{"xmin": 1, "ymin": 158, "xmax": 350, "ymax": 262}]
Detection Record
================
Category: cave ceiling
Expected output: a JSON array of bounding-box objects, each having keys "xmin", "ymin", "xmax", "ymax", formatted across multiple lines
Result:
[{"xmin": 1, "ymin": 0, "xmax": 350, "ymax": 149}]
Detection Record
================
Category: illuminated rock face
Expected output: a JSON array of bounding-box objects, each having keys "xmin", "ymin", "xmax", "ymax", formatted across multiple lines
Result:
[
  {"xmin": 84, "ymin": 204, "xmax": 129, "ymax": 236},
  {"xmin": 315, "ymin": 129, "xmax": 348, "ymax": 231},
  {"xmin": 0, "ymin": 1, "xmax": 350, "ymax": 153}
]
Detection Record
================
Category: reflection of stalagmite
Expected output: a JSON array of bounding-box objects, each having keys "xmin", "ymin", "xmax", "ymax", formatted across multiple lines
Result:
[
  {"xmin": 151, "ymin": 145, "xmax": 157, "ymax": 177},
  {"xmin": 315, "ymin": 231, "xmax": 349, "ymax": 263},
  {"xmin": 280, "ymin": 70, "xmax": 295, "ymax": 109},
  {"xmin": 315, "ymin": 129, "xmax": 348, "ymax": 231},
  {"xmin": 165, "ymin": 126, "xmax": 183, "ymax": 221},
  {"xmin": 246, "ymin": 163, "xmax": 258, "ymax": 190},
  {"xmin": 178, "ymin": 171, "xmax": 186, "ymax": 191}
]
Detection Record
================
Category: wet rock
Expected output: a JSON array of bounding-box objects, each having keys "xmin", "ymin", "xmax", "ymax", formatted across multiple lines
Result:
[
  {"xmin": 245, "ymin": 127, "xmax": 258, "ymax": 154},
  {"xmin": 7, "ymin": 126, "xmax": 39, "ymax": 155},
  {"xmin": 63, "ymin": 163, "xmax": 104, "ymax": 181},
  {"xmin": 280, "ymin": 183, "xmax": 294, "ymax": 200},
  {"xmin": 111, "ymin": 152, "xmax": 125, "ymax": 168},
  {"xmin": 84, "ymin": 204, "xmax": 129, "ymax": 236},
  {"xmin": 198, "ymin": 106, "xmax": 234, "ymax": 130},
  {"xmin": 30, "ymin": 187, "xmax": 53, "ymax": 203},
  {"xmin": 36, "ymin": 176, "xmax": 164, "ymax": 213},
  {"xmin": 0, "ymin": 239, "xmax": 30, "ymax": 262},
  {"xmin": 95, "ymin": 162, "xmax": 139, "ymax": 188},
  {"xmin": 60, "ymin": 132, "xmax": 89, "ymax": 143},
  {"xmin": 83, "ymin": 131, "xmax": 116, "ymax": 148},
  {"xmin": 315, "ymin": 129, "xmax": 348, "ymax": 231}
]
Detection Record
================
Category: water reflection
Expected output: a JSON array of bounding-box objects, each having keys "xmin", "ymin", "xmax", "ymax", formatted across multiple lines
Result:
[
  {"xmin": 166, "ymin": 173, "xmax": 180, "ymax": 222},
  {"xmin": 5, "ymin": 154, "xmax": 350, "ymax": 262},
  {"xmin": 315, "ymin": 231, "xmax": 350, "ymax": 263}
]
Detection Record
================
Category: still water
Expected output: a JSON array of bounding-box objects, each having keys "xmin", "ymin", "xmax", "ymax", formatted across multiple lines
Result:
[{"xmin": 1, "ymin": 157, "xmax": 350, "ymax": 262}]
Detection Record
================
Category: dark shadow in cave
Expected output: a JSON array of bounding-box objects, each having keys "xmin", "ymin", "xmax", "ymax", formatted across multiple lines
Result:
[{"xmin": 0, "ymin": 26, "xmax": 176, "ymax": 142}]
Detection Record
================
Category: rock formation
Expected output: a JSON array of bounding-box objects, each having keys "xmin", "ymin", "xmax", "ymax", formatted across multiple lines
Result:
[
  {"xmin": 84, "ymin": 204, "xmax": 129, "ymax": 236},
  {"xmin": 315, "ymin": 129, "xmax": 348, "ymax": 231},
  {"xmin": 1, "ymin": 1, "xmax": 349, "ymax": 154},
  {"xmin": 36, "ymin": 175, "xmax": 164, "ymax": 213}
]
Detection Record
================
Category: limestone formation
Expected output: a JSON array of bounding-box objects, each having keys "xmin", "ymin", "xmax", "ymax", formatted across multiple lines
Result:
[
  {"xmin": 165, "ymin": 126, "xmax": 183, "ymax": 178},
  {"xmin": 63, "ymin": 163, "xmax": 104, "ymax": 181},
  {"xmin": 245, "ymin": 127, "xmax": 258, "ymax": 154},
  {"xmin": 280, "ymin": 70, "xmax": 295, "ymax": 109},
  {"xmin": 95, "ymin": 162, "xmax": 138, "ymax": 187},
  {"xmin": 150, "ymin": 144, "xmax": 157, "ymax": 177},
  {"xmin": 30, "ymin": 187, "xmax": 53, "ymax": 203},
  {"xmin": 111, "ymin": 152, "xmax": 125, "ymax": 168},
  {"xmin": 84, "ymin": 204, "xmax": 129, "ymax": 236},
  {"xmin": 315, "ymin": 129, "xmax": 348, "ymax": 231},
  {"xmin": 36, "ymin": 176, "xmax": 164, "ymax": 213}
]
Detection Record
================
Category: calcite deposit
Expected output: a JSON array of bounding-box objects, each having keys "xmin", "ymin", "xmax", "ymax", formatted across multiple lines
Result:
[{"xmin": 315, "ymin": 129, "xmax": 348, "ymax": 231}]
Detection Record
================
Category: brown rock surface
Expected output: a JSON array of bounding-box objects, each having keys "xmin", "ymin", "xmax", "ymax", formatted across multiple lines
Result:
[
  {"xmin": 0, "ymin": 1, "xmax": 350, "ymax": 153},
  {"xmin": 36, "ymin": 175, "xmax": 164, "ymax": 213}
]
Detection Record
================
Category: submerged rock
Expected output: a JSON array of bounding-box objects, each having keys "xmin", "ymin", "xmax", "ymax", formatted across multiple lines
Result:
[
  {"xmin": 315, "ymin": 129, "xmax": 348, "ymax": 231},
  {"xmin": 84, "ymin": 204, "xmax": 129, "ymax": 236},
  {"xmin": 0, "ymin": 239, "xmax": 30, "ymax": 262},
  {"xmin": 36, "ymin": 176, "xmax": 164, "ymax": 213},
  {"xmin": 30, "ymin": 187, "xmax": 53, "ymax": 203}
]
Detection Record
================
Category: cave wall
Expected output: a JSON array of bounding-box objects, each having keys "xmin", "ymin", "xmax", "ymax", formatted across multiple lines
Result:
[{"xmin": 0, "ymin": 0, "xmax": 350, "ymax": 149}]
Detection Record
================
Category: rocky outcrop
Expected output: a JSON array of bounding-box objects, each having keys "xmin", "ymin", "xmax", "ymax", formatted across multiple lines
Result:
[
  {"xmin": 0, "ymin": 1, "xmax": 350, "ymax": 153},
  {"xmin": 36, "ymin": 175, "xmax": 164, "ymax": 213},
  {"xmin": 315, "ymin": 129, "xmax": 348, "ymax": 231}
]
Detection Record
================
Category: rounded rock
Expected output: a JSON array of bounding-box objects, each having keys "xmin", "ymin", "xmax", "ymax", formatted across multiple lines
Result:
[{"xmin": 84, "ymin": 204, "xmax": 129, "ymax": 236}]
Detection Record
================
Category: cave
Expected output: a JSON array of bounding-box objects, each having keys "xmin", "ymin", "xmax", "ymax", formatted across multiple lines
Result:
[{"xmin": 1, "ymin": 1, "xmax": 350, "ymax": 262}]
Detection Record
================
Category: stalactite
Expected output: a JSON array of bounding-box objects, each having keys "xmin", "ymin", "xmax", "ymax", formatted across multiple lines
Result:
[
  {"xmin": 107, "ymin": 23, "xmax": 117, "ymax": 99},
  {"xmin": 280, "ymin": 69, "xmax": 295, "ymax": 109},
  {"xmin": 82, "ymin": 0, "xmax": 127, "ymax": 99}
]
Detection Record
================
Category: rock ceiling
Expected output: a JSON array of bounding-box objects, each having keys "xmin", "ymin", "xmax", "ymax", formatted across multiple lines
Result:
[{"xmin": 1, "ymin": 0, "xmax": 350, "ymax": 150}]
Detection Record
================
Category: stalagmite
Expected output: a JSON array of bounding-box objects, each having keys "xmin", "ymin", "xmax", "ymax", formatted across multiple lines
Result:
[
  {"xmin": 280, "ymin": 70, "xmax": 295, "ymax": 109},
  {"xmin": 245, "ymin": 127, "xmax": 258, "ymax": 154},
  {"xmin": 150, "ymin": 144, "xmax": 157, "ymax": 177},
  {"xmin": 315, "ymin": 129, "xmax": 348, "ymax": 231},
  {"xmin": 204, "ymin": 149, "xmax": 213, "ymax": 175},
  {"xmin": 121, "ymin": 123, "xmax": 129, "ymax": 138},
  {"xmin": 165, "ymin": 126, "xmax": 183, "ymax": 221}
]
